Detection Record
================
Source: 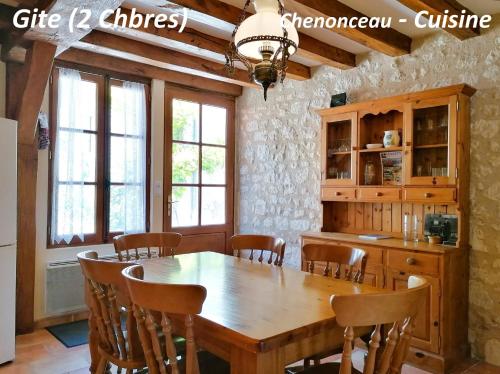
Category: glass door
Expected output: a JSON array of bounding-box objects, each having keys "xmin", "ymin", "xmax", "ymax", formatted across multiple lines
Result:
[
  {"xmin": 321, "ymin": 112, "xmax": 357, "ymax": 186},
  {"xmin": 404, "ymin": 96, "xmax": 457, "ymax": 185},
  {"xmin": 164, "ymin": 86, "xmax": 234, "ymax": 253}
]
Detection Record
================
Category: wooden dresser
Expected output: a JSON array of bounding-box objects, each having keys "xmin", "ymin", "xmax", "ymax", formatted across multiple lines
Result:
[{"xmin": 301, "ymin": 85, "xmax": 475, "ymax": 374}]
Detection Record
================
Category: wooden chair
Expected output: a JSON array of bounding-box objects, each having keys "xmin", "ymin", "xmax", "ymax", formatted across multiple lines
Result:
[
  {"xmin": 297, "ymin": 244, "xmax": 367, "ymax": 369},
  {"xmin": 114, "ymin": 232, "xmax": 182, "ymax": 261},
  {"xmin": 77, "ymin": 251, "xmax": 146, "ymax": 374},
  {"xmin": 288, "ymin": 276, "xmax": 430, "ymax": 374},
  {"xmin": 230, "ymin": 234, "xmax": 286, "ymax": 266},
  {"xmin": 303, "ymin": 244, "xmax": 367, "ymax": 283},
  {"xmin": 122, "ymin": 264, "xmax": 230, "ymax": 374}
]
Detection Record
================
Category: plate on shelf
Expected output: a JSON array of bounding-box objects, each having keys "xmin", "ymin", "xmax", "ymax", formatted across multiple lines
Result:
[{"xmin": 366, "ymin": 143, "xmax": 383, "ymax": 149}]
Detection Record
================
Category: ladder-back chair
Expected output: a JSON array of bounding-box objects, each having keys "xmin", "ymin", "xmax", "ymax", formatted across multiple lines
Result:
[
  {"xmin": 303, "ymin": 244, "xmax": 367, "ymax": 283},
  {"xmin": 230, "ymin": 234, "xmax": 286, "ymax": 266},
  {"xmin": 290, "ymin": 276, "xmax": 430, "ymax": 374},
  {"xmin": 122, "ymin": 265, "xmax": 230, "ymax": 374},
  {"xmin": 77, "ymin": 251, "xmax": 145, "ymax": 373},
  {"xmin": 114, "ymin": 232, "xmax": 182, "ymax": 261}
]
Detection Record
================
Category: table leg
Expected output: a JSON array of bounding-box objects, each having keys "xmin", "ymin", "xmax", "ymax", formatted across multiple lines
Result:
[{"xmin": 230, "ymin": 347, "xmax": 285, "ymax": 374}]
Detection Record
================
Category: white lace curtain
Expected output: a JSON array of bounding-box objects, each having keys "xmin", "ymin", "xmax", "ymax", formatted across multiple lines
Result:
[
  {"xmin": 119, "ymin": 81, "xmax": 147, "ymax": 234},
  {"xmin": 51, "ymin": 72, "xmax": 147, "ymax": 243},
  {"xmin": 51, "ymin": 68, "xmax": 86, "ymax": 243}
]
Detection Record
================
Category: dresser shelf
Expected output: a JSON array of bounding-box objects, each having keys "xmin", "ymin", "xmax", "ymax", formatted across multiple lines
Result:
[{"xmin": 308, "ymin": 84, "xmax": 475, "ymax": 374}]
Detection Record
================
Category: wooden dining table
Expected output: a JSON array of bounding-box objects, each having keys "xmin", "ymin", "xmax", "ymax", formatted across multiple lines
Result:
[{"xmin": 88, "ymin": 251, "xmax": 383, "ymax": 374}]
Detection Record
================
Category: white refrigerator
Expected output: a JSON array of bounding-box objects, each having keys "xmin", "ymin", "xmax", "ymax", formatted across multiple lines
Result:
[{"xmin": 0, "ymin": 118, "xmax": 17, "ymax": 364}]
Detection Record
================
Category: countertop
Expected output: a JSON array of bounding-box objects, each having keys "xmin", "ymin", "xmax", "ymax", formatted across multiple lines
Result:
[{"xmin": 301, "ymin": 231, "xmax": 460, "ymax": 254}]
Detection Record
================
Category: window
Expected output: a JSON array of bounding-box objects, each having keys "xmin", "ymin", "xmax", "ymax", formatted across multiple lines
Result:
[
  {"xmin": 48, "ymin": 67, "xmax": 150, "ymax": 247},
  {"xmin": 171, "ymin": 100, "xmax": 228, "ymax": 227}
]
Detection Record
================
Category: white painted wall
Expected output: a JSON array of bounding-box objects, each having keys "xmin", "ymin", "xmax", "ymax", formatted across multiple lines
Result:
[{"xmin": 33, "ymin": 79, "xmax": 166, "ymax": 321}]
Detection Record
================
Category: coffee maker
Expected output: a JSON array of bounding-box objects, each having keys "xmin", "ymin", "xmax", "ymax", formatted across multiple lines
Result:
[{"xmin": 424, "ymin": 214, "xmax": 458, "ymax": 246}]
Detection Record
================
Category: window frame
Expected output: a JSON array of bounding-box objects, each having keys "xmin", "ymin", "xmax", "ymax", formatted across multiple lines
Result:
[
  {"xmin": 163, "ymin": 85, "xmax": 235, "ymax": 240},
  {"xmin": 170, "ymin": 99, "xmax": 229, "ymax": 227},
  {"xmin": 47, "ymin": 64, "xmax": 151, "ymax": 248}
]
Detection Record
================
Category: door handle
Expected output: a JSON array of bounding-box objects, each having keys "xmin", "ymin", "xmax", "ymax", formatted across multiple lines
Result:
[{"xmin": 167, "ymin": 195, "xmax": 179, "ymax": 217}]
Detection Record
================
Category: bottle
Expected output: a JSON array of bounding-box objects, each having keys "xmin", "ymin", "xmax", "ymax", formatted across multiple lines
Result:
[
  {"xmin": 364, "ymin": 161, "xmax": 376, "ymax": 185},
  {"xmin": 403, "ymin": 213, "xmax": 411, "ymax": 241}
]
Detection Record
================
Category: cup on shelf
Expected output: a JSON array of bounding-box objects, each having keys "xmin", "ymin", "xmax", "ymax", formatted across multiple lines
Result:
[
  {"xmin": 417, "ymin": 165, "xmax": 423, "ymax": 177},
  {"xmin": 412, "ymin": 215, "xmax": 420, "ymax": 243},
  {"xmin": 439, "ymin": 116, "xmax": 448, "ymax": 128},
  {"xmin": 404, "ymin": 214, "xmax": 420, "ymax": 242}
]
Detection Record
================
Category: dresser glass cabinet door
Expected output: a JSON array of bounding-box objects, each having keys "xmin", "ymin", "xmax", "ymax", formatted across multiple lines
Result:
[
  {"xmin": 321, "ymin": 112, "xmax": 357, "ymax": 186},
  {"xmin": 404, "ymin": 96, "xmax": 457, "ymax": 186}
]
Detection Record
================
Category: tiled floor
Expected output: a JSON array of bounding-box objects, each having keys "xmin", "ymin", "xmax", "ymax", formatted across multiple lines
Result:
[{"xmin": 0, "ymin": 329, "xmax": 498, "ymax": 374}]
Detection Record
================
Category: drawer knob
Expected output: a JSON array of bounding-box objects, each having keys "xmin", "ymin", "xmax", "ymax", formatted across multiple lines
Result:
[
  {"xmin": 424, "ymin": 192, "xmax": 433, "ymax": 198},
  {"xmin": 376, "ymin": 192, "xmax": 383, "ymax": 197},
  {"xmin": 406, "ymin": 257, "xmax": 417, "ymax": 265},
  {"xmin": 335, "ymin": 191, "xmax": 342, "ymax": 196}
]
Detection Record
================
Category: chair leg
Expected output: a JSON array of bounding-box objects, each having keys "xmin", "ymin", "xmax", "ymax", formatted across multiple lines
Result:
[
  {"xmin": 96, "ymin": 357, "xmax": 108, "ymax": 374},
  {"xmin": 313, "ymin": 358, "xmax": 321, "ymax": 366},
  {"xmin": 303, "ymin": 358, "xmax": 310, "ymax": 369}
]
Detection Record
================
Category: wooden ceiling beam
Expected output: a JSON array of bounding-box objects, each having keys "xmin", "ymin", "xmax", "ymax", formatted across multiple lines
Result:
[
  {"xmin": 104, "ymin": 8, "xmax": 311, "ymax": 81},
  {"xmin": 289, "ymin": 0, "xmax": 412, "ymax": 56},
  {"xmin": 396, "ymin": 0, "xmax": 480, "ymax": 39},
  {"xmin": 57, "ymin": 48, "xmax": 243, "ymax": 97},
  {"xmin": 79, "ymin": 30, "xmax": 255, "ymax": 87},
  {"xmin": 1, "ymin": 0, "xmax": 56, "ymax": 62},
  {"xmin": 166, "ymin": 0, "xmax": 356, "ymax": 69}
]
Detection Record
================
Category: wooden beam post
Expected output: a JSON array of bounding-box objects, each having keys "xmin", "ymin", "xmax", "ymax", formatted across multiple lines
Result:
[
  {"xmin": 104, "ymin": 8, "xmax": 311, "ymax": 81},
  {"xmin": 78, "ymin": 30, "xmax": 255, "ymax": 87},
  {"xmin": 289, "ymin": 0, "xmax": 412, "ymax": 56},
  {"xmin": 57, "ymin": 48, "xmax": 243, "ymax": 97},
  {"xmin": 10, "ymin": 40, "xmax": 56, "ymax": 334},
  {"xmin": 166, "ymin": 0, "xmax": 356, "ymax": 68}
]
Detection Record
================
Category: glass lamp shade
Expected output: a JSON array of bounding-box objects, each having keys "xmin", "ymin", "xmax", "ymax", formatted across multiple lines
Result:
[{"xmin": 234, "ymin": 12, "xmax": 299, "ymax": 60}]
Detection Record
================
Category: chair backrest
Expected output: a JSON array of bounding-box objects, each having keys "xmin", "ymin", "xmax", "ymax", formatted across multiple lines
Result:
[
  {"xmin": 302, "ymin": 243, "xmax": 367, "ymax": 283},
  {"xmin": 77, "ymin": 251, "xmax": 142, "ymax": 362},
  {"xmin": 230, "ymin": 234, "xmax": 286, "ymax": 266},
  {"xmin": 113, "ymin": 232, "xmax": 182, "ymax": 261},
  {"xmin": 331, "ymin": 276, "xmax": 430, "ymax": 374},
  {"xmin": 122, "ymin": 264, "xmax": 207, "ymax": 374}
]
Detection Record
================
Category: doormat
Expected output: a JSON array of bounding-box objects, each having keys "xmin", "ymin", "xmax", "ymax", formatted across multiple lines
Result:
[{"xmin": 46, "ymin": 319, "xmax": 89, "ymax": 348}]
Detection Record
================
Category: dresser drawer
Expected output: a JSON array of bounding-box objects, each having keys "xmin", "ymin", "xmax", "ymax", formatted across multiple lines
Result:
[
  {"xmin": 387, "ymin": 251, "xmax": 440, "ymax": 276},
  {"xmin": 321, "ymin": 187, "xmax": 356, "ymax": 201},
  {"xmin": 404, "ymin": 188, "xmax": 456, "ymax": 203},
  {"xmin": 357, "ymin": 187, "xmax": 401, "ymax": 202}
]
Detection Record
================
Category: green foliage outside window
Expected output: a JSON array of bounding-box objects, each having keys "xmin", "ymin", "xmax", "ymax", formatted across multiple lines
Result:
[{"xmin": 172, "ymin": 102, "xmax": 225, "ymax": 201}]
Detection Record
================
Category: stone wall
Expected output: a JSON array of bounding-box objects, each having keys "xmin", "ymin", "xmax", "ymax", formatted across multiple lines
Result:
[{"xmin": 236, "ymin": 17, "xmax": 500, "ymax": 363}]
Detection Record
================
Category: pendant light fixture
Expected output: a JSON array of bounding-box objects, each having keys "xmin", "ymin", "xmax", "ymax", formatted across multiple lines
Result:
[{"xmin": 225, "ymin": 0, "xmax": 299, "ymax": 100}]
